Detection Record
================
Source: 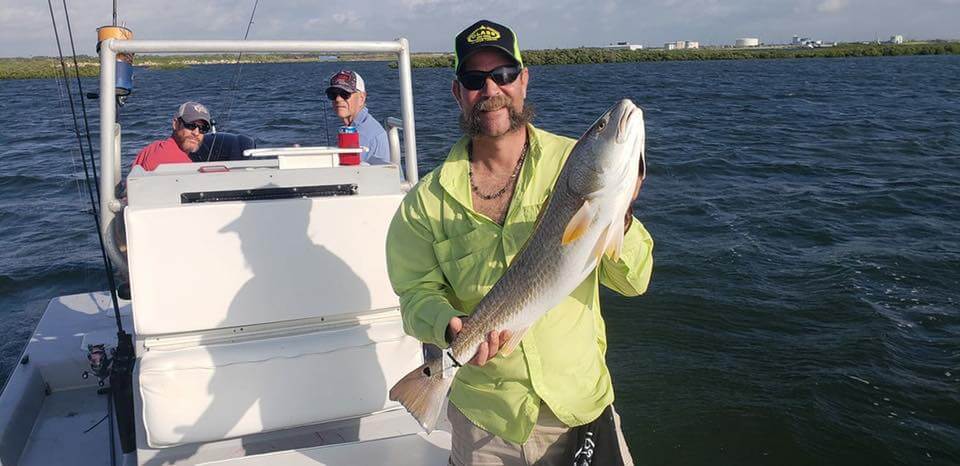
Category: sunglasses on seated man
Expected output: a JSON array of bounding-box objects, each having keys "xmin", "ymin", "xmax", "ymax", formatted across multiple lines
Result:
[
  {"xmin": 457, "ymin": 65, "xmax": 522, "ymax": 91},
  {"xmin": 326, "ymin": 89, "xmax": 353, "ymax": 101},
  {"xmin": 179, "ymin": 118, "xmax": 211, "ymax": 134}
]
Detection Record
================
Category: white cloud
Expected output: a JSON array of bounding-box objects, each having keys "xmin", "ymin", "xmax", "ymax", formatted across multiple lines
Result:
[
  {"xmin": 817, "ymin": 0, "xmax": 849, "ymax": 13},
  {"xmin": 331, "ymin": 11, "xmax": 364, "ymax": 28},
  {"xmin": 657, "ymin": 0, "xmax": 733, "ymax": 16},
  {"xmin": 400, "ymin": 0, "xmax": 450, "ymax": 8}
]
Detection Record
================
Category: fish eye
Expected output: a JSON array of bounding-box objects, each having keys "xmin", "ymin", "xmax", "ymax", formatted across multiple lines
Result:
[{"xmin": 596, "ymin": 116, "xmax": 609, "ymax": 132}]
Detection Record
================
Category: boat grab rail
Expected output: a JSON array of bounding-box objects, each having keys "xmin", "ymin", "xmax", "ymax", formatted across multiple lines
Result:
[
  {"xmin": 242, "ymin": 146, "xmax": 367, "ymax": 158},
  {"xmin": 98, "ymin": 38, "xmax": 419, "ymax": 244}
]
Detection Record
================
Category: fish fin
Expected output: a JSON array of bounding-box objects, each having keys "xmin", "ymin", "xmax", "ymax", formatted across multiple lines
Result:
[
  {"xmin": 562, "ymin": 200, "xmax": 592, "ymax": 245},
  {"xmin": 605, "ymin": 217, "xmax": 626, "ymax": 262},
  {"xmin": 389, "ymin": 356, "xmax": 454, "ymax": 432},
  {"xmin": 500, "ymin": 326, "xmax": 530, "ymax": 356},
  {"xmin": 590, "ymin": 224, "xmax": 610, "ymax": 265}
]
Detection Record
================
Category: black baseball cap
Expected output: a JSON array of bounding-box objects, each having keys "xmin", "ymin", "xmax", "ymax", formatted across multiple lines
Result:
[{"xmin": 454, "ymin": 20, "xmax": 523, "ymax": 74}]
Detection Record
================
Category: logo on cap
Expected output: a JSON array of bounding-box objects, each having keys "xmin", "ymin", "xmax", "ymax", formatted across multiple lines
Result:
[
  {"xmin": 332, "ymin": 71, "xmax": 353, "ymax": 85},
  {"xmin": 467, "ymin": 25, "xmax": 501, "ymax": 44},
  {"xmin": 192, "ymin": 104, "xmax": 206, "ymax": 113}
]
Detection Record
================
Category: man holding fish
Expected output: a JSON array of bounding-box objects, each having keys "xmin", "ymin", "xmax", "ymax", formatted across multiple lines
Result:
[{"xmin": 386, "ymin": 19, "xmax": 653, "ymax": 466}]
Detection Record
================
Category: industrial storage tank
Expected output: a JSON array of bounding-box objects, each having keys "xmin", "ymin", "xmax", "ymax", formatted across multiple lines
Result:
[{"xmin": 735, "ymin": 38, "xmax": 760, "ymax": 47}]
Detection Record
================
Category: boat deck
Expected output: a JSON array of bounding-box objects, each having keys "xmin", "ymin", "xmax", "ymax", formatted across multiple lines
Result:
[
  {"xmin": 18, "ymin": 383, "xmax": 449, "ymax": 466},
  {"xmin": 2, "ymin": 292, "xmax": 451, "ymax": 466},
  {"xmin": 18, "ymin": 385, "xmax": 124, "ymax": 465}
]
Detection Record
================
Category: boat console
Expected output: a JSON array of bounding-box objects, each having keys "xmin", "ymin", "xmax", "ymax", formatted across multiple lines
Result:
[
  {"xmin": 125, "ymin": 158, "xmax": 413, "ymax": 440},
  {"xmin": 115, "ymin": 39, "xmax": 444, "ymax": 465}
]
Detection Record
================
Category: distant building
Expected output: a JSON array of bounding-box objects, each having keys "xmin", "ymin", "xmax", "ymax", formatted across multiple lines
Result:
[
  {"xmin": 664, "ymin": 40, "xmax": 698, "ymax": 50},
  {"xmin": 889, "ymin": 35, "xmax": 904, "ymax": 44},
  {"xmin": 606, "ymin": 41, "xmax": 644, "ymax": 51},
  {"xmin": 793, "ymin": 35, "xmax": 833, "ymax": 48},
  {"xmin": 793, "ymin": 35, "xmax": 817, "ymax": 46},
  {"xmin": 735, "ymin": 37, "xmax": 760, "ymax": 47}
]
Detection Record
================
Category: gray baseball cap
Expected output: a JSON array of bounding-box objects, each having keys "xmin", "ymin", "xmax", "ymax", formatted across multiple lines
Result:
[{"xmin": 176, "ymin": 101, "xmax": 211, "ymax": 124}]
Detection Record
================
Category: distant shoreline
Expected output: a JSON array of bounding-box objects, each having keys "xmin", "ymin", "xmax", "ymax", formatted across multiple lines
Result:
[
  {"xmin": 2, "ymin": 42, "xmax": 957, "ymax": 80},
  {"xmin": 409, "ymin": 42, "xmax": 960, "ymax": 68},
  {"xmin": 0, "ymin": 53, "xmax": 398, "ymax": 80}
]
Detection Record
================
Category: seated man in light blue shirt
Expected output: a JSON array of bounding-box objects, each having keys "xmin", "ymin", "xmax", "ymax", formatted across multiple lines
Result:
[{"xmin": 325, "ymin": 70, "xmax": 391, "ymax": 165}]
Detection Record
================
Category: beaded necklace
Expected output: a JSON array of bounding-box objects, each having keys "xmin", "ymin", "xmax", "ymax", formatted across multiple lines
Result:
[{"xmin": 468, "ymin": 140, "xmax": 529, "ymax": 201}]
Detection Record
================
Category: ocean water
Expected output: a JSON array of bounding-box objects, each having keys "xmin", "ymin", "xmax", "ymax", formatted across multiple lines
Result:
[{"xmin": 1, "ymin": 55, "xmax": 958, "ymax": 465}]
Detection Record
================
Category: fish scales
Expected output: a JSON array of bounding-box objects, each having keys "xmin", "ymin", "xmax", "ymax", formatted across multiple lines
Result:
[
  {"xmin": 389, "ymin": 99, "xmax": 646, "ymax": 431},
  {"xmin": 450, "ymin": 183, "xmax": 583, "ymax": 363}
]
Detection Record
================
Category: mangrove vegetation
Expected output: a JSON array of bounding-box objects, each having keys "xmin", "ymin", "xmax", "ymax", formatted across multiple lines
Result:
[
  {"xmin": 409, "ymin": 42, "xmax": 960, "ymax": 68},
  {"xmin": 2, "ymin": 42, "xmax": 958, "ymax": 80}
]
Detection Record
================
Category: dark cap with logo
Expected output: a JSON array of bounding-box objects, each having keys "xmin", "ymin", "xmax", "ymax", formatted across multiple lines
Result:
[
  {"xmin": 326, "ymin": 70, "xmax": 366, "ymax": 94},
  {"xmin": 176, "ymin": 101, "xmax": 211, "ymax": 124},
  {"xmin": 454, "ymin": 19, "xmax": 523, "ymax": 74}
]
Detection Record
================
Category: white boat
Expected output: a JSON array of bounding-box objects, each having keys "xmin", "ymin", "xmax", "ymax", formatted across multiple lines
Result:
[{"xmin": 0, "ymin": 37, "xmax": 451, "ymax": 466}]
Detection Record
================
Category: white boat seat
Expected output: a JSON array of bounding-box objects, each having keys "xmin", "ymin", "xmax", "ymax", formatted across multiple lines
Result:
[
  {"xmin": 125, "ymin": 191, "xmax": 405, "ymax": 336},
  {"xmin": 124, "ymin": 170, "xmax": 423, "ymax": 449},
  {"xmin": 195, "ymin": 431, "xmax": 451, "ymax": 466},
  {"xmin": 135, "ymin": 315, "xmax": 422, "ymax": 448}
]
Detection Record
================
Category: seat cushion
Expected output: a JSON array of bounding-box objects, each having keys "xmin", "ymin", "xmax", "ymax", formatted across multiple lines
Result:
[{"xmin": 137, "ymin": 316, "xmax": 422, "ymax": 448}]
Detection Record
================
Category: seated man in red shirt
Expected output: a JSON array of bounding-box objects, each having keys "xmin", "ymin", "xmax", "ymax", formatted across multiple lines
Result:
[{"xmin": 132, "ymin": 101, "xmax": 212, "ymax": 171}]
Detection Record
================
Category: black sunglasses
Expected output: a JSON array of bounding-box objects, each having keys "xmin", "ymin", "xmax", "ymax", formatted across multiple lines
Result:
[
  {"xmin": 179, "ymin": 118, "xmax": 211, "ymax": 134},
  {"xmin": 326, "ymin": 89, "xmax": 353, "ymax": 101},
  {"xmin": 457, "ymin": 65, "xmax": 521, "ymax": 91}
]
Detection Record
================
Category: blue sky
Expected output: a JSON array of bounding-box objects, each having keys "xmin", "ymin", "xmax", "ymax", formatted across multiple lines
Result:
[{"xmin": 2, "ymin": 0, "xmax": 958, "ymax": 57}]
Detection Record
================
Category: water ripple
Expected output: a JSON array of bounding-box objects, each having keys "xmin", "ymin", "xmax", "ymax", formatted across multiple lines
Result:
[{"xmin": 1, "ymin": 55, "xmax": 959, "ymax": 465}]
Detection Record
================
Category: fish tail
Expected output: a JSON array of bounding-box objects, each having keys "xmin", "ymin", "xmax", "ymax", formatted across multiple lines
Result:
[{"xmin": 388, "ymin": 355, "xmax": 454, "ymax": 432}]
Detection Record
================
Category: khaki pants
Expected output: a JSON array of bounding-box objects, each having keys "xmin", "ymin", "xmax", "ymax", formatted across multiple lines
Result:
[{"xmin": 448, "ymin": 402, "xmax": 634, "ymax": 466}]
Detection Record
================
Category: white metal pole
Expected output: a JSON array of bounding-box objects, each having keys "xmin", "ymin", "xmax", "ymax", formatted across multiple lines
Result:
[
  {"xmin": 386, "ymin": 123, "xmax": 402, "ymax": 166},
  {"xmin": 113, "ymin": 123, "xmax": 121, "ymax": 192},
  {"xmin": 110, "ymin": 40, "xmax": 403, "ymax": 54},
  {"xmin": 99, "ymin": 40, "xmax": 117, "ymax": 239},
  {"xmin": 397, "ymin": 38, "xmax": 419, "ymax": 184}
]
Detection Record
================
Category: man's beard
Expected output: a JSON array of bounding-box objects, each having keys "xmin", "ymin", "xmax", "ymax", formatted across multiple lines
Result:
[
  {"xmin": 173, "ymin": 131, "xmax": 202, "ymax": 154},
  {"xmin": 459, "ymin": 95, "xmax": 535, "ymax": 138}
]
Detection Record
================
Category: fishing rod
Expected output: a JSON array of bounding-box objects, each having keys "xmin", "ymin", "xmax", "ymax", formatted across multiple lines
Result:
[
  {"xmin": 47, "ymin": 0, "xmax": 124, "ymax": 338},
  {"xmin": 49, "ymin": 0, "xmax": 136, "ymax": 460},
  {"xmin": 323, "ymin": 93, "xmax": 332, "ymax": 146},
  {"xmin": 199, "ymin": 0, "xmax": 260, "ymax": 162},
  {"xmin": 219, "ymin": 0, "xmax": 260, "ymax": 132},
  {"xmin": 62, "ymin": 0, "xmax": 101, "ymax": 207}
]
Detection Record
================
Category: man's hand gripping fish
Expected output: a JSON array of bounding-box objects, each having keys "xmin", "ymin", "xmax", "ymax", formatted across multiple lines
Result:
[{"xmin": 389, "ymin": 99, "xmax": 647, "ymax": 431}]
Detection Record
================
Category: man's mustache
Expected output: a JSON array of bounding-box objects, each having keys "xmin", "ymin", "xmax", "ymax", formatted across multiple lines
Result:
[
  {"xmin": 473, "ymin": 95, "xmax": 512, "ymax": 113},
  {"xmin": 459, "ymin": 95, "xmax": 535, "ymax": 137}
]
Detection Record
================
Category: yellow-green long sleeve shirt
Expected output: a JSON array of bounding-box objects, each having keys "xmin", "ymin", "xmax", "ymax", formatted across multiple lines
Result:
[{"xmin": 386, "ymin": 125, "xmax": 654, "ymax": 444}]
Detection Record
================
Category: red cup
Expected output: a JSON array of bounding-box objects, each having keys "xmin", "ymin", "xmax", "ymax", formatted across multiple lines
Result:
[{"xmin": 338, "ymin": 129, "xmax": 360, "ymax": 166}]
